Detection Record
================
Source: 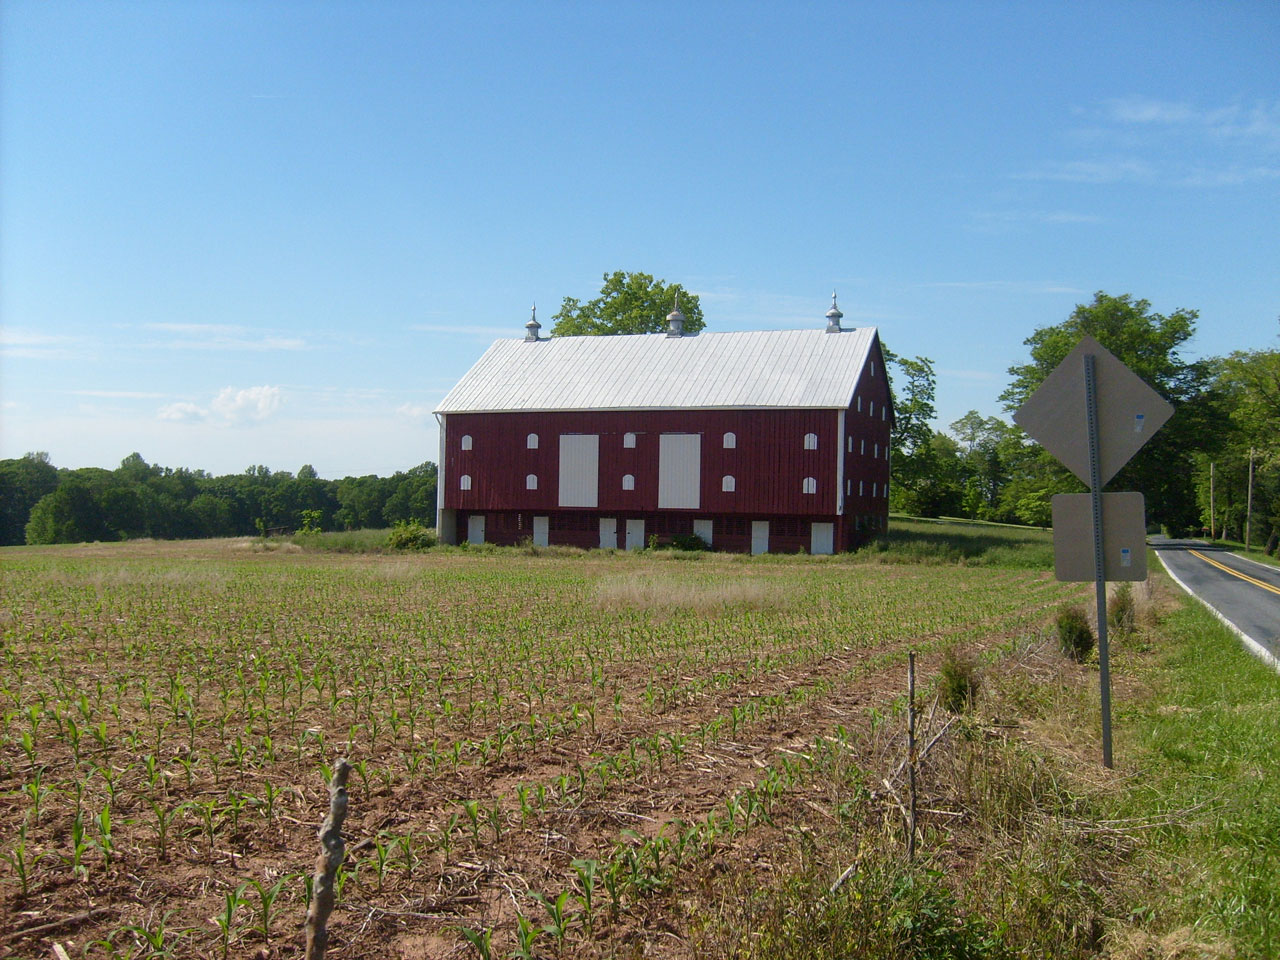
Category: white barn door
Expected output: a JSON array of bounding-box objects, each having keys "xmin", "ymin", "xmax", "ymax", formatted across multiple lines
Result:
[
  {"xmin": 559, "ymin": 435, "xmax": 599, "ymax": 507},
  {"xmin": 751, "ymin": 520, "xmax": 769, "ymax": 555},
  {"xmin": 599, "ymin": 518, "xmax": 618, "ymax": 549},
  {"xmin": 810, "ymin": 522, "xmax": 834, "ymax": 555},
  {"xmin": 467, "ymin": 515, "xmax": 485, "ymax": 545},
  {"xmin": 693, "ymin": 518, "xmax": 713, "ymax": 547},
  {"xmin": 625, "ymin": 519, "xmax": 645, "ymax": 550},
  {"xmin": 658, "ymin": 433, "xmax": 701, "ymax": 509},
  {"xmin": 532, "ymin": 516, "xmax": 549, "ymax": 547}
]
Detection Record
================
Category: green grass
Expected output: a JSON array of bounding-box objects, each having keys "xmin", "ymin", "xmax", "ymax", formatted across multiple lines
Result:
[
  {"xmin": 289, "ymin": 527, "xmax": 396, "ymax": 551},
  {"xmin": 859, "ymin": 518, "xmax": 1055, "ymax": 568},
  {"xmin": 1203, "ymin": 534, "xmax": 1279, "ymax": 569},
  {"xmin": 1117, "ymin": 600, "xmax": 1280, "ymax": 956}
]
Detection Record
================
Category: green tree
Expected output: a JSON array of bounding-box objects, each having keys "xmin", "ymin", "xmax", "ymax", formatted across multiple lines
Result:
[
  {"xmin": 383, "ymin": 462, "xmax": 438, "ymax": 526},
  {"xmin": 884, "ymin": 352, "xmax": 966, "ymax": 517},
  {"xmin": 1000, "ymin": 292, "xmax": 1222, "ymax": 534},
  {"xmin": 551, "ymin": 271, "xmax": 704, "ymax": 336},
  {"xmin": 948, "ymin": 411, "xmax": 1015, "ymax": 520},
  {"xmin": 0, "ymin": 452, "xmax": 59, "ymax": 545},
  {"xmin": 1199, "ymin": 344, "xmax": 1280, "ymax": 549},
  {"xmin": 25, "ymin": 482, "xmax": 111, "ymax": 544}
]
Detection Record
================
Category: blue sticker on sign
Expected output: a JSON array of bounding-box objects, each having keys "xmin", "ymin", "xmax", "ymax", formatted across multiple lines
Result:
[{"xmin": 1134, "ymin": 413, "xmax": 1145, "ymax": 433}]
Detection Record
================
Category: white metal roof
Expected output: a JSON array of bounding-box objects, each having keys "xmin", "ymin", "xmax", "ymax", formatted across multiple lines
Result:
[{"xmin": 435, "ymin": 327, "xmax": 880, "ymax": 414}]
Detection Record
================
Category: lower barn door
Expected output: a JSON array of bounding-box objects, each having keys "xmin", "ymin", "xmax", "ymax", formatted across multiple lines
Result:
[
  {"xmin": 599, "ymin": 518, "xmax": 618, "ymax": 549},
  {"xmin": 751, "ymin": 520, "xmax": 769, "ymax": 555},
  {"xmin": 810, "ymin": 522, "xmax": 834, "ymax": 555},
  {"xmin": 533, "ymin": 516, "xmax": 549, "ymax": 547},
  {"xmin": 467, "ymin": 514, "xmax": 485, "ymax": 545},
  {"xmin": 625, "ymin": 519, "xmax": 645, "ymax": 551}
]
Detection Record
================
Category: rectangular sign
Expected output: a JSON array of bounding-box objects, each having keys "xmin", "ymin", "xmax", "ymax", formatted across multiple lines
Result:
[{"xmin": 1051, "ymin": 492, "xmax": 1148, "ymax": 582}]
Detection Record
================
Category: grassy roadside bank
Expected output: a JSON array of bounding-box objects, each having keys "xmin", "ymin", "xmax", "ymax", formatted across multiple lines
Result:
[{"xmin": 689, "ymin": 567, "xmax": 1280, "ymax": 959}]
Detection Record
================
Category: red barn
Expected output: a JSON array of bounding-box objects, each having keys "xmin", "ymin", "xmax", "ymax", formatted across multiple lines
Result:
[{"xmin": 434, "ymin": 301, "xmax": 892, "ymax": 553}]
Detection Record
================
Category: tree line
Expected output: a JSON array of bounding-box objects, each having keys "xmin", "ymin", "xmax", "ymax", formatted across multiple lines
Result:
[
  {"xmin": 0, "ymin": 453, "xmax": 437, "ymax": 546},
  {"xmin": 888, "ymin": 291, "xmax": 1279, "ymax": 553}
]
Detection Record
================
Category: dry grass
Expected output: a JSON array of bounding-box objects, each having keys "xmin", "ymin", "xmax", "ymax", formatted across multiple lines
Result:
[{"xmin": 593, "ymin": 573, "xmax": 793, "ymax": 614}]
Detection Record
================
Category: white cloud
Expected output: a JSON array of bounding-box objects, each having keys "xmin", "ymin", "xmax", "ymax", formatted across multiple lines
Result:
[
  {"xmin": 1016, "ymin": 158, "xmax": 1154, "ymax": 184},
  {"xmin": 396, "ymin": 402, "xmax": 432, "ymax": 419},
  {"xmin": 158, "ymin": 401, "xmax": 208, "ymax": 422},
  {"xmin": 0, "ymin": 328, "xmax": 79, "ymax": 359},
  {"xmin": 409, "ymin": 323, "xmax": 521, "ymax": 338},
  {"xmin": 916, "ymin": 280, "xmax": 1086, "ymax": 295},
  {"xmin": 211, "ymin": 385, "xmax": 283, "ymax": 422},
  {"xmin": 140, "ymin": 323, "xmax": 306, "ymax": 352},
  {"xmin": 157, "ymin": 385, "xmax": 283, "ymax": 425},
  {"xmin": 1105, "ymin": 96, "xmax": 1280, "ymax": 146},
  {"xmin": 72, "ymin": 389, "xmax": 167, "ymax": 399}
]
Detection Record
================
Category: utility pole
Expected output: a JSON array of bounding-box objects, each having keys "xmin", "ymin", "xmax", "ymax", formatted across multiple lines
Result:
[
  {"xmin": 1246, "ymin": 447, "xmax": 1255, "ymax": 552},
  {"xmin": 1210, "ymin": 461, "xmax": 1216, "ymax": 539}
]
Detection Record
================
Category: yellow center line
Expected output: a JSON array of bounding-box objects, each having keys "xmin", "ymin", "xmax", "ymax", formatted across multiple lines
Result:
[{"xmin": 1189, "ymin": 550, "xmax": 1280, "ymax": 597}]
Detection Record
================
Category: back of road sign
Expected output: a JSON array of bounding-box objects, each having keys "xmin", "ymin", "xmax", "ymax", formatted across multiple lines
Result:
[
  {"xmin": 1013, "ymin": 336, "xmax": 1174, "ymax": 487},
  {"xmin": 1051, "ymin": 492, "xmax": 1148, "ymax": 582}
]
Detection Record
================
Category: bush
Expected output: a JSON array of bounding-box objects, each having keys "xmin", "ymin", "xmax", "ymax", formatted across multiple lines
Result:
[
  {"xmin": 670, "ymin": 532, "xmax": 711, "ymax": 552},
  {"xmin": 387, "ymin": 521, "xmax": 436, "ymax": 550},
  {"xmin": 1056, "ymin": 606, "xmax": 1094, "ymax": 662},
  {"xmin": 938, "ymin": 649, "xmax": 980, "ymax": 713},
  {"xmin": 1107, "ymin": 582, "xmax": 1136, "ymax": 635}
]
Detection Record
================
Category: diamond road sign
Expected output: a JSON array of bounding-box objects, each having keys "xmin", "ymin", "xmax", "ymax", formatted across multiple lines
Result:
[{"xmin": 1013, "ymin": 335, "xmax": 1174, "ymax": 487}]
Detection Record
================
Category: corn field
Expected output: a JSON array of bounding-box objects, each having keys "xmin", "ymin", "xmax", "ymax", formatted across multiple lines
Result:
[{"xmin": 0, "ymin": 537, "xmax": 1080, "ymax": 958}]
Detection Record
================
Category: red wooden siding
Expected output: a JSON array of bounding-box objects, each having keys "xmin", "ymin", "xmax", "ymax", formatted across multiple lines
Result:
[{"xmin": 444, "ymin": 409, "xmax": 847, "ymax": 517}]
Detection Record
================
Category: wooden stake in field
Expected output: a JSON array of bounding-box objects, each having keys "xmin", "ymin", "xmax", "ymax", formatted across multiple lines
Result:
[
  {"xmin": 907, "ymin": 652, "xmax": 917, "ymax": 862},
  {"xmin": 306, "ymin": 758, "xmax": 352, "ymax": 960}
]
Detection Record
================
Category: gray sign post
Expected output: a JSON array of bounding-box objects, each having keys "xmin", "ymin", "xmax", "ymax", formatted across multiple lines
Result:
[{"xmin": 1014, "ymin": 336, "xmax": 1173, "ymax": 768}]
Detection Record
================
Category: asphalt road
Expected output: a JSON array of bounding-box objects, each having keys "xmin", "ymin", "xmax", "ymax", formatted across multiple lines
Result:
[{"xmin": 1152, "ymin": 537, "xmax": 1280, "ymax": 663}]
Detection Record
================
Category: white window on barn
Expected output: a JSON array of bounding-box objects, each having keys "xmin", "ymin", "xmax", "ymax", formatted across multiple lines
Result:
[
  {"xmin": 623, "ymin": 432, "xmax": 637, "ymax": 448},
  {"xmin": 460, "ymin": 434, "xmax": 473, "ymax": 451},
  {"xmin": 622, "ymin": 474, "xmax": 635, "ymax": 491},
  {"xmin": 723, "ymin": 432, "xmax": 736, "ymax": 449},
  {"xmin": 873, "ymin": 482, "xmax": 878, "ymax": 498},
  {"xmin": 856, "ymin": 396, "xmax": 862, "ymax": 412},
  {"xmin": 846, "ymin": 479, "xmax": 852, "ymax": 495},
  {"xmin": 869, "ymin": 401, "xmax": 875, "ymax": 417},
  {"xmin": 803, "ymin": 433, "xmax": 818, "ymax": 450},
  {"xmin": 847, "ymin": 436, "xmax": 853, "ymax": 453},
  {"xmin": 859, "ymin": 480, "xmax": 864, "ymax": 496},
  {"xmin": 885, "ymin": 445, "xmax": 890, "ymax": 460},
  {"xmin": 722, "ymin": 475, "xmax": 736, "ymax": 492},
  {"xmin": 526, "ymin": 433, "xmax": 539, "ymax": 449},
  {"xmin": 874, "ymin": 443, "xmax": 879, "ymax": 458},
  {"xmin": 882, "ymin": 407, "xmax": 887, "ymax": 421},
  {"xmin": 460, "ymin": 474, "xmax": 472, "ymax": 491},
  {"xmin": 860, "ymin": 438, "xmax": 866, "ymax": 455},
  {"xmin": 526, "ymin": 474, "xmax": 538, "ymax": 490},
  {"xmin": 871, "ymin": 360, "xmax": 876, "ymax": 377},
  {"xmin": 802, "ymin": 477, "xmax": 817, "ymax": 494}
]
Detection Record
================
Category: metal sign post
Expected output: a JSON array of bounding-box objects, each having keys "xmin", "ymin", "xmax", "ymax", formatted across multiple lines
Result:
[
  {"xmin": 1014, "ymin": 335, "xmax": 1173, "ymax": 769},
  {"xmin": 1084, "ymin": 354, "xmax": 1113, "ymax": 768}
]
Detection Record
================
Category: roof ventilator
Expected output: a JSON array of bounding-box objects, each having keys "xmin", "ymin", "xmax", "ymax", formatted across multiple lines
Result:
[
  {"xmin": 524, "ymin": 303, "xmax": 542, "ymax": 342},
  {"xmin": 825, "ymin": 291, "xmax": 843, "ymax": 333},
  {"xmin": 666, "ymin": 295, "xmax": 685, "ymax": 338}
]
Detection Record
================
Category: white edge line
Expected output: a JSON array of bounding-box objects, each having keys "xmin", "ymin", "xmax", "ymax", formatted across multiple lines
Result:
[
  {"xmin": 1156, "ymin": 550, "xmax": 1280, "ymax": 674},
  {"xmin": 1228, "ymin": 551, "xmax": 1280, "ymax": 574}
]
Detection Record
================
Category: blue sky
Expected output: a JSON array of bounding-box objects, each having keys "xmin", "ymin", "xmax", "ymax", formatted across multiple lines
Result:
[{"xmin": 2, "ymin": 1, "xmax": 1277, "ymax": 478}]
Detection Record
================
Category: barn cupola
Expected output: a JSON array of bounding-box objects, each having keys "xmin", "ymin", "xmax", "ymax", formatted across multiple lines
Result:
[
  {"xmin": 666, "ymin": 295, "xmax": 685, "ymax": 338},
  {"xmin": 825, "ymin": 291, "xmax": 843, "ymax": 333},
  {"xmin": 524, "ymin": 304, "xmax": 542, "ymax": 342}
]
